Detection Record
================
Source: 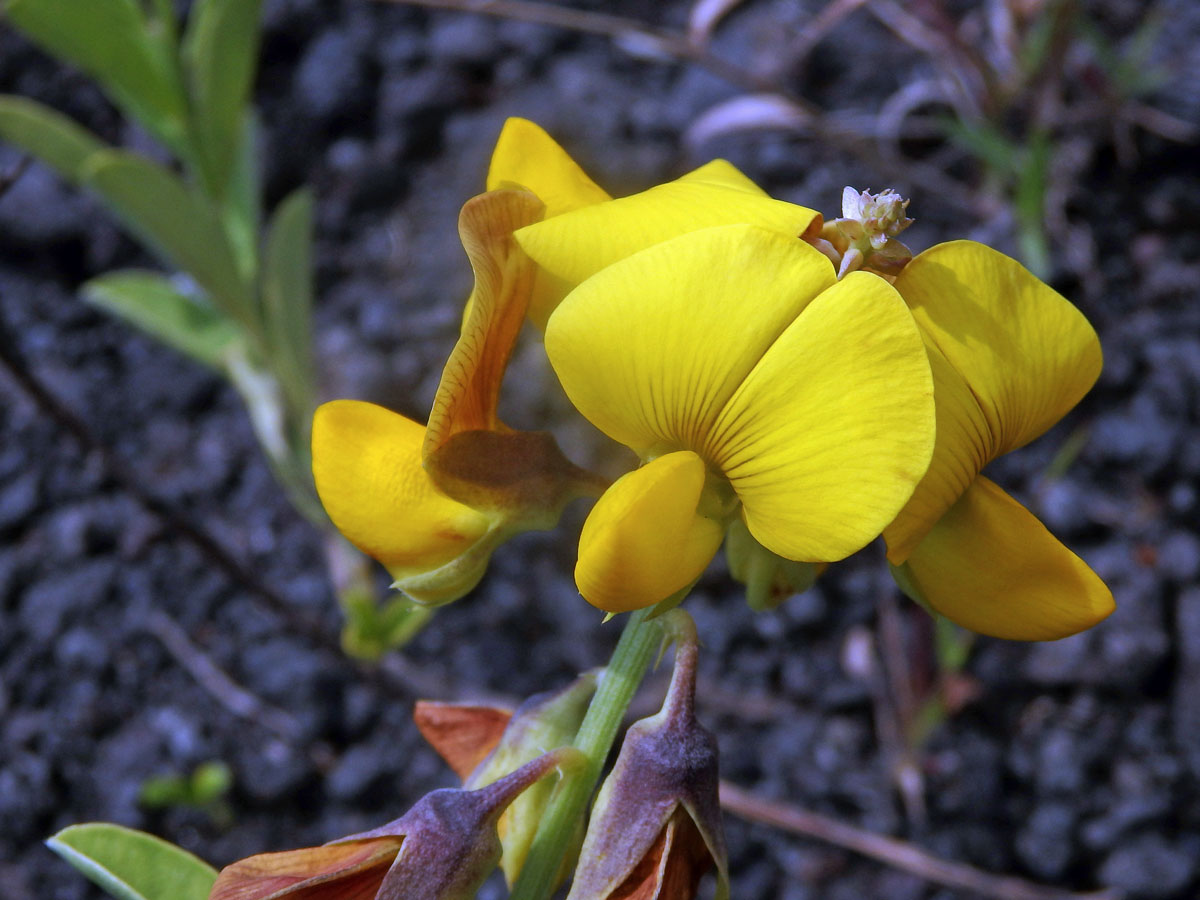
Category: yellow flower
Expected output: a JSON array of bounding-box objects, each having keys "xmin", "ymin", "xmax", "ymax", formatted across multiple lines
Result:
[
  {"xmin": 882, "ymin": 240, "xmax": 1114, "ymax": 640},
  {"xmin": 312, "ymin": 187, "xmax": 603, "ymax": 605},
  {"xmin": 518, "ymin": 152, "xmax": 1112, "ymax": 635},
  {"xmin": 312, "ymin": 117, "xmax": 824, "ymax": 609},
  {"xmin": 533, "ymin": 223, "xmax": 936, "ymax": 613}
]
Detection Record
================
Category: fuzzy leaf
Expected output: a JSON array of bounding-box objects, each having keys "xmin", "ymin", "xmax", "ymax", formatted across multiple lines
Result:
[
  {"xmin": 0, "ymin": 95, "xmax": 107, "ymax": 182},
  {"xmin": 260, "ymin": 186, "xmax": 315, "ymax": 406},
  {"xmin": 79, "ymin": 150, "xmax": 254, "ymax": 323},
  {"xmin": 181, "ymin": 0, "xmax": 263, "ymax": 194},
  {"xmin": 222, "ymin": 113, "xmax": 262, "ymax": 277},
  {"xmin": 83, "ymin": 270, "xmax": 242, "ymax": 370},
  {"xmin": 4, "ymin": 0, "xmax": 188, "ymax": 152},
  {"xmin": 46, "ymin": 823, "xmax": 217, "ymax": 900}
]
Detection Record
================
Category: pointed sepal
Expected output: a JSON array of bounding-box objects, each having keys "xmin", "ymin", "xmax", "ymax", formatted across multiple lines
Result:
[
  {"xmin": 413, "ymin": 673, "xmax": 599, "ymax": 887},
  {"xmin": 567, "ymin": 612, "xmax": 728, "ymax": 900},
  {"xmin": 465, "ymin": 673, "xmax": 598, "ymax": 886},
  {"xmin": 208, "ymin": 750, "xmax": 581, "ymax": 900},
  {"xmin": 724, "ymin": 519, "xmax": 825, "ymax": 612}
]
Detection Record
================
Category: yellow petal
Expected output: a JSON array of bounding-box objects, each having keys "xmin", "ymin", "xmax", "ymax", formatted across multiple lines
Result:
[
  {"xmin": 312, "ymin": 400, "xmax": 491, "ymax": 576},
  {"xmin": 545, "ymin": 224, "xmax": 836, "ymax": 459},
  {"xmin": 486, "ymin": 122, "xmax": 611, "ymax": 331},
  {"xmin": 425, "ymin": 189, "xmax": 545, "ymax": 455},
  {"xmin": 898, "ymin": 476, "xmax": 1114, "ymax": 640},
  {"xmin": 895, "ymin": 241, "xmax": 1103, "ymax": 458},
  {"xmin": 486, "ymin": 117, "xmax": 611, "ymax": 219},
  {"xmin": 515, "ymin": 168, "xmax": 818, "ymax": 290},
  {"xmin": 575, "ymin": 451, "xmax": 724, "ymax": 613},
  {"xmin": 674, "ymin": 158, "xmax": 769, "ymax": 194},
  {"xmin": 709, "ymin": 271, "xmax": 934, "ymax": 561},
  {"xmin": 883, "ymin": 337, "xmax": 992, "ymax": 562}
]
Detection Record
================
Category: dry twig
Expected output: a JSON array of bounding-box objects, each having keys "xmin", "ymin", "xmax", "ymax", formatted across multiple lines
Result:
[
  {"xmin": 719, "ymin": 780, "xmax": 1125, "ymax": 900},
  {"xmin": 145, "ymin": 610, "xmax": 303, "ymax": 741},
  {"xmin": 378, "ymin": 0, "xmax": 782, "ymax": 97},
  {"xmin": 0, "ymin": 312, "xmax": 453, "ymax": 703},
  {"xmin": 383, "ymin": 0, "xmax": 983, "ymax": 210},
  {"xmin": 0, "ymin": 156, "xmax": 31, "ymax": 199}
]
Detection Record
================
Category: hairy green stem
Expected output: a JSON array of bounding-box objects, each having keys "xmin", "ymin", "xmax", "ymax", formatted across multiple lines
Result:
[{"xmin": 509, "ymin": 606, "xmax": 661, "ymax": 900}]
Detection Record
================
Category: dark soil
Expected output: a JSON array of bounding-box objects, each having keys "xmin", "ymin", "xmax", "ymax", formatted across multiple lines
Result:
[{"xmin": 2, "ymin": 2, "xmax": 1199, "ymax": 898}]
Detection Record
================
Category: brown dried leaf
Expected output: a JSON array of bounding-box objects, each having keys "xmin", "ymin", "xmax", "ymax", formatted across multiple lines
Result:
[
  {"xmin": 207, "ymin": 837, "xmax": 403, "ymax": 900},
  {"xmin": 413, "ymin": 701, "xmax": 513, "ymax": 779}
]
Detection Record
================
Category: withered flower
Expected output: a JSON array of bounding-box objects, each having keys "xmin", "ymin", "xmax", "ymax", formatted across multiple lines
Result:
[
  {"xmin": 208, "ymin": 748, "xmax": 580, "ymax": 900},
  {"xmin": 415, "ymin": 671, "xmax": 597, "ymax": 886}
]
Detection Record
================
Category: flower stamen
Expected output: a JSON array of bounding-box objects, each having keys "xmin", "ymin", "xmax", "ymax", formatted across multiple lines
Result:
[{"xmin": 805, "ymin": 187, "xmax": 916, "ymax": 281}]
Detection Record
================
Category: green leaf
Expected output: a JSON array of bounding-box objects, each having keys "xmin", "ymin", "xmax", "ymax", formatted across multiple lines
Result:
[
  {"xmin": 180, "ymin": 0, "xmax": 263, "ymax": 196},
  {"xmin": 1015, "ymin": 132, "xmax": 1051, "ymax": 278},
  {"xmin": 138, "ymin": 774, "xmax": 192, "ymax": 809},
  {"xmin": 261, "ymin": 187, "xmax": 315, "ymax": 412},
  {"xmin": 934, "ymin": 615, "xmax": 975, "ymax": 672},
  {"xmin": 145, "ymin": 0, "xmax": 180, "ymax": 48},
  {"xmin": 83, "ymin": 270, "xmax": 242, "ymax": 370},
  {"xmin": 4, "ymin": 0, "xmax": 189, "ymax": 154},
  {"xmin": 941, "ymin": 117, "xmax": 1018, "ymax": 175},
  {"xmin": 0, "ymin": 95, "xmax": 107, "ymax": 182},
  {"xmin": 190, "ymin": 761, "xmax": 233, "ymax": 804},
  {"xmin": 222, "ymin": 113, "xmax": 263, "ymax": 280},
  {"xmin": 79, "ymin": 150, "xmax": 254, "ymax": 324},
  {"xmin": 46, "ymin": 823, "xmax": 217, "ymax": 900},
  {"xmin": 342, "ymin": 594, "xmax": 435, "ymax": 660}
]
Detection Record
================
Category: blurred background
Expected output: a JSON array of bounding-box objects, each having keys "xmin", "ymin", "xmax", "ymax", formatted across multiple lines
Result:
[{"xmin": 1, "ymin": 1, "xmax": 1198, "ymax": 897}]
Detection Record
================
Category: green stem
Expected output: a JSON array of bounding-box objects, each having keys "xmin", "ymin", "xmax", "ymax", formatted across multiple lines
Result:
[{"xmin": 508, "ymin": 606, "xmax": 661, "ymax": 900}]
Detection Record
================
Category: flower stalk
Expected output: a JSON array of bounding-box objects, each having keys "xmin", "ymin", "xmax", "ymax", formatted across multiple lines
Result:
[{"xmin": 508, "ymin": 606, "xmax": 663, "ymax": 900}]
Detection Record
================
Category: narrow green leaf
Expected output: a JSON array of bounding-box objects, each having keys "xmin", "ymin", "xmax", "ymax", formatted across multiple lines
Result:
[
  {"xmin": 0, "ymin": 95, "xmax": 107, "ymax": 182},
  {"xmin": 144, "ymin": 0, "xmax": 180, "ymax": 47},
  {"xmin": 261, "ymin": 187, "xmax": 315, "ymax": 410},
  {"xmin": 941, "ymin": 117, "xmax": 1017, "ymax": 175},
  {"xmin": 82, "ymin": 270, "xmax": 242, "ymax": 370},
  {"xmin": 226, "ymin": 345, "xmax": 290, "ymax": 464},
  {"xmin": 222, "ymin": 112, "xmax": 262, "ymax": 281},
  {"xmin": 46, "ymin": 823, "xmax": 217, "ymax": 900},
  {"xmin": 1042, "ymin": 424, "xmax": 1092, "ymax": 482},
  {"xmin": 79, "ymin": 150, "xmax": 254, "ymax": 325},
  {"xmin": 4, "ymin": 0, "xmax": 189, "ymax": 153},
  {"xmin": 181, "ymin": 0, "xmax": 263, "ymax": 195},
  {"xmin": 934, "ymin": 615, "xmax": 975, "ymax": 672},
  {"xmin": 1015, "ymin": 133, "xmax": 1051, "ymax": 278}
]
